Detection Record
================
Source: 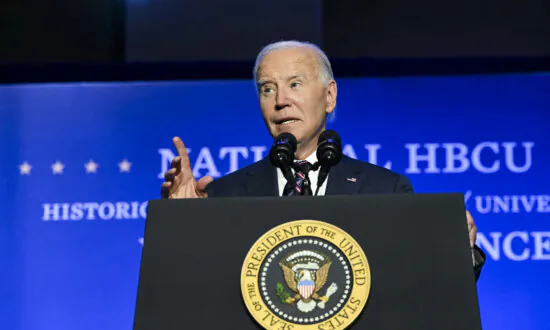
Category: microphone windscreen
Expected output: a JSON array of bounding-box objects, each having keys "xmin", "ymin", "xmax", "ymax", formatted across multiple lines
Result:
[
  {"xmin": 318, "ymin": 130, "xmax": 341, "ymax": 145},
  {"xmin": 269, "ymin": 132, "xmax": 297, "ymax": 169},
  {"xmin": 317, "ymin": 130, "xmax": 342, "ymax": 168},
  {"xmin": 277, "ymin": 132, "xmax": 298, "ymax": 150}
]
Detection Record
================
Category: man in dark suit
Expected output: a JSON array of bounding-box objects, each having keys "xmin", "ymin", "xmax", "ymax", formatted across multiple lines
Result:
[{"xmin": 160, "ymin": 40, "xmax": 485, "ymax": 279}]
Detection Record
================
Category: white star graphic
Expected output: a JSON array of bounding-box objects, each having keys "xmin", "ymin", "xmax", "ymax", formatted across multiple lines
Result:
[
  {"xmin": 118, "ymin": 159, "xmax": 132, "ymax": 173},
  {"xmin": 51, "ymin": 161, "xmax": 65, "ymax": 175},
  {"xmin": 85, "ymin": 160, "xmax": 99, "ymax": 173},
  {"xmin": 19, "ymin": 161, "xmax": 32, "ymax": 175}
]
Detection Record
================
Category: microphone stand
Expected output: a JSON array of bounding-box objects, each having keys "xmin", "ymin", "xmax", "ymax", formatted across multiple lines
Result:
[
  {"xmin": 311, "ymin": 162, "xmax": 326, "ymax": 197},
  {"xmin": 279, "ymin": 155, "xmax": 299, "ymax": 195}
]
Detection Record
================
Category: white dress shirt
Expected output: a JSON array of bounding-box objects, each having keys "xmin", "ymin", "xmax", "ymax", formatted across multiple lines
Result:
[{"xmin": 277, "ymin": 151, "xmax": 328, "ymax": 196}]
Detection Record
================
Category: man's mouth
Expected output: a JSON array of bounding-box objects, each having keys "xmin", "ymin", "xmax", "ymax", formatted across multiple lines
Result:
[{"xmin": 275, "ymin": 117, "xmax": 300, "ymax": 126}]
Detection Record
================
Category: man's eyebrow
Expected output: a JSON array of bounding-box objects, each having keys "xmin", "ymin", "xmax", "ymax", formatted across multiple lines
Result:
[
  {"xmin": 257, "ymin": 74, "xmax": 307, "ymax": 87},
  {"xmin": 257, "ymin": 78, "xmax": 273, "ymax": 87},
  {"xmin": 288, "ymin": 74, "xmax": 307, "ymax": 81}
]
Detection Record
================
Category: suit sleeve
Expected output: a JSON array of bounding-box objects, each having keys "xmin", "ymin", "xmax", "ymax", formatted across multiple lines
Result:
[
  {"xmin": 393, "ymin": 175, "xmax": 414, "ymax": 194},
  {"xmin": 472, "ymin": 245, "xmax": 486, "ymax": 281}
]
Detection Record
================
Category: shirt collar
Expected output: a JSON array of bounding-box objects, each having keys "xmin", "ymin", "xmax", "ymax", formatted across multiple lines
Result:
[{"xmin": 296, "ymin": 150, "xmax": 318, "ymax": 166}]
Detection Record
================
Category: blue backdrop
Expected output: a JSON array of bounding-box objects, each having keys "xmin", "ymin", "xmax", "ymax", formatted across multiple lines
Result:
[{"xmin": 1, "ymin": 72, "xmax": 549, "ymax": 330}]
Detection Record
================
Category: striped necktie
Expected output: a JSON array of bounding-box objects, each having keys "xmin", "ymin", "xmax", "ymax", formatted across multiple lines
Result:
[{"xmin": 283, "ymin": 160, "xmax": 313, "ymax": 196}]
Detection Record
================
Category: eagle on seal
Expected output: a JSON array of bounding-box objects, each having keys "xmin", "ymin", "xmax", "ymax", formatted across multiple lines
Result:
[{"xmin": 278, "ymin": 250, "xmax": 338, "ymax": 313}]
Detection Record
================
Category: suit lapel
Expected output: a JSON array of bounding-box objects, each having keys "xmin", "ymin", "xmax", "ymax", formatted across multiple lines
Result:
[
  {"xmin": 242, "ymin": 158, "xmax": 279, "ymax": 196},
  {"xmin": 325, "ymin": 156, "xmax": 364, "ymax": 195}
]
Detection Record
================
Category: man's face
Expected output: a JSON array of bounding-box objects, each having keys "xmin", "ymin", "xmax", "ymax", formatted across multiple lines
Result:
[{"xmin": 256, "ymin": 47, "xmax": 336, "ymax": 146}]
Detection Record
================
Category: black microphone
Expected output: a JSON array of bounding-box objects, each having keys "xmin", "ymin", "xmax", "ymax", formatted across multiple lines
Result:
[
  {"xmin": 269, "ymin": 132, "xmax": 298, "ymax": 193},
  {"xmin": 315, "ymin": 130, "xmax": 343, "ymax": 196}
]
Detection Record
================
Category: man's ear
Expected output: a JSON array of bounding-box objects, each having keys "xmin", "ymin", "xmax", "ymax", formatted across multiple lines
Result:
[{"xmin": 325, "ymin": 80, "xmax": 337, "ymax": 114}]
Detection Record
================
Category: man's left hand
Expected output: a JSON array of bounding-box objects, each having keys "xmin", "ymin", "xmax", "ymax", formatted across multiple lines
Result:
[{"xmin": 466, "ymin": 210, "xmax": 477, "ymax": 248}]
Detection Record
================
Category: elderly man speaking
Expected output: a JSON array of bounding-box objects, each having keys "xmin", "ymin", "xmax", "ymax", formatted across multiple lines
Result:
[{"xmin": 160, "ymin": 40, "xmax": 485, "ymax": 279}]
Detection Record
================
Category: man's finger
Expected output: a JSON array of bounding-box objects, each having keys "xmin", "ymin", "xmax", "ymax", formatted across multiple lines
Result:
[
  {"xmin": 164, "ymin": 168, "xmax": 177, "ymax": 181},
  {"xmin": 160, "ymin": 182, "xmax": 172, "ymax": 198},
  {"xmin": 169, "ymin": 157, "xmax": 182, "ymax": 178},
  {"xmin": 197, "ymin": 175, "xmax": 214, "ymax": 193},
  {"xmin": 466, "ymin": 211, "xmax": 474, "ymax": 226},
  {"xmin": 173, "ymin": 137, "xmax": 192, "ymax": 170},
  {"xmin": 466, "ymin": 210, "xmax": 477, "ymax": 248},
  {"xmin": 170, "ymin": 156, "xmax": 181, "ymax": 168},
  {"xmin": 469, "ymin": 224, "xmax": 477, "ymax": 248}
]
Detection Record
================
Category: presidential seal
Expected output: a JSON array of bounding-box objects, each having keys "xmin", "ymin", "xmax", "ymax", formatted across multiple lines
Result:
[{"xmin": 241, "ymin": 220, "xmax": 371, "ymax": 330}]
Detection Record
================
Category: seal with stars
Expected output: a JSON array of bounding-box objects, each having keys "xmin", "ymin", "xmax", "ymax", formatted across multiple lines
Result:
[{"xmin": 241, "ymin": 220, "xmax": 371, "ymax": 330}]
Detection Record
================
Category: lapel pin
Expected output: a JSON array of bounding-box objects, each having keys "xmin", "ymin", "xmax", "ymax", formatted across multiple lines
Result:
[{"xmin": 346, "ymin": 177, "xmax": 357, "ymax": 183}]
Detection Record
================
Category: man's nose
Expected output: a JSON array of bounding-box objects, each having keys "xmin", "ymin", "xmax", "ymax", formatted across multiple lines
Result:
[{"xmin": 275, "ymin": 88, "xmax": 291, "ymax": 111}]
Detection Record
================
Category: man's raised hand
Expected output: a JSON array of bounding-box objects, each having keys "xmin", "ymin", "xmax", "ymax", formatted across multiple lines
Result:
[{"xmin": 160, "ymin": 137, "xmax": 213, "ymax": 199}]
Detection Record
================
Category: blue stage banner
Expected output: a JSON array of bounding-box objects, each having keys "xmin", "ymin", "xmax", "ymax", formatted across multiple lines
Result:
[{"xmin": 0, "ymin": 72, "xmax": 548, "ymax": 330}]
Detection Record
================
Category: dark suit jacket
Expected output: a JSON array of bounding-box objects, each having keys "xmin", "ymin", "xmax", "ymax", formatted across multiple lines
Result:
[
  {"xmin": 206, "ymin": 155, "xmax": 413, "ymax": 197},
  {"xmin": 206, "ymin": 155, "xmax": 485, "ymax": 279}
]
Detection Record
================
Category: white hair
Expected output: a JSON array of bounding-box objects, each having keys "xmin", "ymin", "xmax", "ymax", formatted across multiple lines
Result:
[{"xmin": 253, "ymin": 40, "xmax": 337, "ymax": 122}]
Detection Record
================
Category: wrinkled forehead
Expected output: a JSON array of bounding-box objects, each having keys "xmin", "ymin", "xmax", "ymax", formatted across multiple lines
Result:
[{"xmin": 257, "ymin": 48, "xmax": 319, "ymax": 81}]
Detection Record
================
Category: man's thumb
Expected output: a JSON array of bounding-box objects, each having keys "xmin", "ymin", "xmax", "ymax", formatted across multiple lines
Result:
[{"xmin": 197, "ymin": 176, "xmax": 214, "ymax": 192}]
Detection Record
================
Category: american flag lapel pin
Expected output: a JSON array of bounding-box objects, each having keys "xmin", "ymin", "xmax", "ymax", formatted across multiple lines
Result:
[{"xmin": 346, "ymin": 177, "xmax": 357, "ymax": 183}]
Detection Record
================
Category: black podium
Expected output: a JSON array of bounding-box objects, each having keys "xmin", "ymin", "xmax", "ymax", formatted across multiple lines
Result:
[{"xmin": 133, "ymin": 193, "xmax": 482, "ymax": 330}]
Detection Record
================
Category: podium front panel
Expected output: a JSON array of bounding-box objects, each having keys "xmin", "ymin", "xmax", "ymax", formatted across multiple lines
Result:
[{"xmin": 133, "ymin": 194, "xmax": 481, "ymax": 330}]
